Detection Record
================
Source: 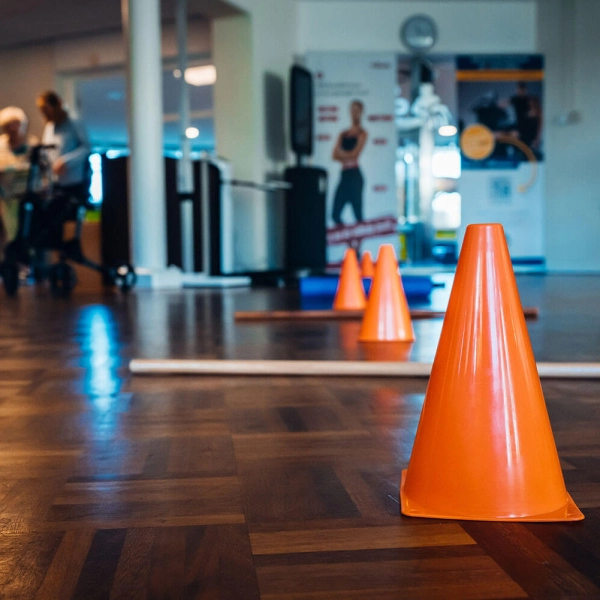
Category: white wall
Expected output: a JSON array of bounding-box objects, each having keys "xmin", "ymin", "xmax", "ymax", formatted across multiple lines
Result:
[
  {"xmin": 217, "ymin": 0, "xmax": 296, "ymax": 174},
  {"xmin": 297, "ymin": 1, "xmax": 537, "ymax": 54},
  {"xmin": 538, "ymin": 0, "xmax": 600, "ymax": 272},
  {"xmin": 213, "ymin": 0, "xmax": 296, "ymax": 270},
  {"xmin": 54, "ymin": 20, "xmax": 211, "ymax": 73},
  {"xmin": 0, "ymin": 46, "xmax": 56, "ymax": 139},
  {"xmin": 213, "ymin": 16, "xmax": 254, "ymax": 179}
]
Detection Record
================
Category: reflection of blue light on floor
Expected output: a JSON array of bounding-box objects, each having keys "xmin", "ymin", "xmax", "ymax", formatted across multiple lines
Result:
[{"xmin": 77, "ymin": 305, "xmax": 121, "ymax": 399}]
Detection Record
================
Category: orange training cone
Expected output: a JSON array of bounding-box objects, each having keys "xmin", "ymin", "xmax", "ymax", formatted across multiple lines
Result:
[
  {"xmin": 361, "ymin": 251, "xmax": 376, "ymax": 279},
  {"xmin": 362, "ymin": 341, "xmax": 412, "ymax": 362},
  {"xmin": 333, "ymin": 248, "xmax": 367, "ymax": 311},
  {"xmin": 400, "ymin": 223, "xmax": 583, "ymax": 521},
  {"xmin": 359, "ymin": 244, "xmax": 415, "ymax": 342}
]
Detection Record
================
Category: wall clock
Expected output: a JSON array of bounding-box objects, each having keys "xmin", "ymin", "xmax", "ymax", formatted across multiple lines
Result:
[{"xmin": 400, "ymin": 14, "xmax": 438, "ymax": 53}]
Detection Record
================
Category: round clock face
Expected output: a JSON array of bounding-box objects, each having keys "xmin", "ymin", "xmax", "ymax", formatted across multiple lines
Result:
[{"xmin": 401, "ymin": 15, "xmax": 438, "ymax": 53}]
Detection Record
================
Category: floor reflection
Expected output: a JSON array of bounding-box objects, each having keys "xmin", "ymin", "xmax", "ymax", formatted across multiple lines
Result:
[{"xmin": 77, "ymin": 305, "xmax": 122, "ymax": 398}]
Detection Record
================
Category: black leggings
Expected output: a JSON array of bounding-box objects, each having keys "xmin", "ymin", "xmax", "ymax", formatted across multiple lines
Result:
[{"xmin": 332, "ymin": 167, "xmax": 364, "ymax": 225}]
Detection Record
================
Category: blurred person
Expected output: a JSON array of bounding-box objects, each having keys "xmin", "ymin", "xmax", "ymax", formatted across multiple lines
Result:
[
  {"xmin": 519, "ymin": 94, "xmax": 543, "ymax": 152},
  {"xmin": 510, "ymin": 82, "xmax": 531, "ymax": 140},
  {"xmin": 471, "ymin": 91, "xmax": 510, "ymax": 133},
  {"xmin": 0, "ymin": 106, "xmax": 38, "ymax": 247},
  {"xmin": 36, "ymin": 91, "xmax": 91, "ymax": 204}
]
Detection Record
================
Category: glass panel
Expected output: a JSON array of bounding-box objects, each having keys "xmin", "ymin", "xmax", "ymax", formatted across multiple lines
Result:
[
  {"xmin": 395, "ymin": 55, "xmax": 460, "ymax": 264},
  {"xmin": 74, "ymin": 65, "xmax": 215, "ymax": 153}
]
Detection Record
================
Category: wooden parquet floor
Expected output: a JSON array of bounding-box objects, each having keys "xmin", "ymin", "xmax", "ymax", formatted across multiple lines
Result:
[{"xmin": 0, "ymin": 274, "xmax": 599, "ymax": 599}]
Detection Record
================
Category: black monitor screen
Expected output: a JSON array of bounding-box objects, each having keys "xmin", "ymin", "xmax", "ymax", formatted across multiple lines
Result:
[{"xmin": 290, "ymin": 65, "xmax": 313, "ymax": 157}]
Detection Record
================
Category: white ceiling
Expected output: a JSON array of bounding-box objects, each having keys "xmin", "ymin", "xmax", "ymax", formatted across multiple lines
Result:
[
  {"xmin": 0, "ymin": 0, "xmax": 536, "ymax": 49},
  {"xmin": 0, "ymin": 0, "xmax": 240, "ymax": 50}
]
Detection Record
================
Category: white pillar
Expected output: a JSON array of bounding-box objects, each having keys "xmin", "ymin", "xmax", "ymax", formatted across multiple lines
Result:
[
  {"xmin": 176, "ymin": 0, "xmax": 195, "ymax": 274},
  {"xmin": 122, "ymin": 0, "xmax": 167, "ymax": 272}
]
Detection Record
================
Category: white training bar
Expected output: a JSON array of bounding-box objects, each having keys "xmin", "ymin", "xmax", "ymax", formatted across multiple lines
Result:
[{"xmin": 129, "ymin": 359, "xmax": 600, "ymax": 379}]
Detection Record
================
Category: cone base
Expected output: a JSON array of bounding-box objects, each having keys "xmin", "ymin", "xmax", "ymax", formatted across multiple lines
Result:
[
  {"xmin": 358, "ymin": 336, "xmax": 416, "ymax": 343},
  {"xmin": 400, "ymin": 470, "xmax": 584, "ymax": 522}
]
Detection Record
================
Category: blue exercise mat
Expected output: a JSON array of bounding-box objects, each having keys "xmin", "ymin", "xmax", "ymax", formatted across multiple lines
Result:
[{"xmin": 299, "ymin": 275, "xmax": 433, "ymax": 306}]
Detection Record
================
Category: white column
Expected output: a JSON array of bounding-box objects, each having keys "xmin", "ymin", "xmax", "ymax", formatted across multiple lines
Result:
[
  {"xmin": 122, "ymin": 0, "xmax": 168, "ymax": 273},
  {"xmin": 176, "ymin": 0, "xmax": 195, "ymax": 274}
]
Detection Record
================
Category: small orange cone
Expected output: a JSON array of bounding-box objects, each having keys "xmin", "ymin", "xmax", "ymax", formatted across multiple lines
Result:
[
  {"xmin": 401, "ymin": 223, "xmax": 583, "ymax": 521},
  {"xmin": 333, "ymin": 248, "xmax": 367, "ymax": 311},
  {"xmin": 361, "ymin": 251, "xmax": 376, "ymax": 279},
  {"xmin": 362, "ymin": 341, "xmax": 412, "ymax": 362},
  {"xmin": 338, "ymin": 321, "xmax": 362, "ymax": 360},
  {"xmin": 359, "ymin": 244, "xmax": 415, "ymax": 342}
]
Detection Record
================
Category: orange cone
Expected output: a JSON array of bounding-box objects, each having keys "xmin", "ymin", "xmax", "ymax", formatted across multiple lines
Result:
[
  {"xmin": 359, "ymin": 244, "xmax": 415, "ymax": 342},
  {"xmin": 338, "ymin": 321, "xmax": 362, "ymax": 360},
  {"xmin": 362, "ymin": 341, "xmax": 412, "ymax": 362},
  {"xmin": 400, "ymin": 223, "xmax": 583, "ymax": 522},
  {"xmin": 333, "ymin": 248, "xmax": 367, "ymax": 311},
  {"xmin": 361, "ymin": 251, "xmax": 376, "ymax": 279}
]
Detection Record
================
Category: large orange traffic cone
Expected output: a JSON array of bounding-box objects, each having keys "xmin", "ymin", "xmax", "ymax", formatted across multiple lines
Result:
[
  {"xmin": 333, "ymin": 248, "xmax": 367, "ymax": 311},
  {"xmin": 361, "ymin": 251, "xmax": 376, "ymax": 279},
  {"xmin": 400, "ymin": 223, "xmax": 583, "ymax": 521},
  {"xmin": 359, "ymin": 244, "xmax": 415, "ymax": 342}
]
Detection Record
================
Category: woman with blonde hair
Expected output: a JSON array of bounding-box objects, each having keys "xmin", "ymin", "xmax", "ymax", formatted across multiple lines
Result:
[{"xmin": 0, "ymin": 106, "xmax": 38, "ymax": 249}]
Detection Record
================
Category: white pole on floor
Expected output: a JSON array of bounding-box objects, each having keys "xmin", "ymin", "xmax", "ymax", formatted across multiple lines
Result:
[
  {"xmin": 176, "ymin": 0, "xmax": 196, "ymax": 274},
  {"xmin": 129, "ymin": 359, "xmax": 600, "ymax": 379}
]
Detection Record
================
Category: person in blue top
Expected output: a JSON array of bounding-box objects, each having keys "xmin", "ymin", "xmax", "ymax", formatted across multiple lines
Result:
[
  {"xmin": 331, "ymin": 100, "xmax": 368, "ymax": 226},
  {"xmin": 36, "ymin": 90, "xmax": 91, "ymax": 204}
]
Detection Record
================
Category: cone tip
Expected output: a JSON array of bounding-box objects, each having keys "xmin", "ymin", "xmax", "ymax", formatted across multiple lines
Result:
[{"xmin": 465, "ymin": 223, "xmax": 505, "ymax": 235}]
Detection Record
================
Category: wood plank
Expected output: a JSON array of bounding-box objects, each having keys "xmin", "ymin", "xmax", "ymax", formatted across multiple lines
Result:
[
  {"xmin": 71, "ymin": 529, "xmax": 127, "ymax": 600},
  {"xmin": 234, "ymin": 306, "xmax": 540, "ymax": 321},
  {"xmin": 35, "ymin": 530, "xmax": 95, "ymax": 600},
  {"xmin": 109, "ymin": 528, "xmax": 156, "ymax": 599},
  {"xmin": 255, "ymin": 556, "xmax": 527, "ymax": 599},
  {"xmin": 250, "ymin": 523, "xmax": 476, "ymax": 555},
  {"xmin": 0, "ymin": 532, "xmax": 63, "ymax": 599},
  {"xmin": 461, "ymin": 522, "xmax": 600, "ymax": 597}
]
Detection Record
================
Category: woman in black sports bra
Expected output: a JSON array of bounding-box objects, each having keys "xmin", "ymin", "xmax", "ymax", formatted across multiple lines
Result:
[{"xmin": 331, "ymin": 100, "xmax": 368, "ymax": 226}]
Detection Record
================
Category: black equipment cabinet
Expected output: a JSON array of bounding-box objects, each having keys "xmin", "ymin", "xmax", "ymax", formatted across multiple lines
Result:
[
  {"xmin": 284, "ymin": 165, "xmax": 327, "ymax": 272},
  {"xmin": 100, "ymin": 155, "xmax": 131, "ymax": 272},
  {"xmin": 165, "ymin": 158, "xmax": 223, "ymax": 275},
  {"xmin": 101, "ymin": 155, "xmax": 225, "ymax": 277}
]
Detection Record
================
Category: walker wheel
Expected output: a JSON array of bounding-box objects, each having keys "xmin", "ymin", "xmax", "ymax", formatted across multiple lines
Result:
[{"xmin": 113, "ymin": 264, "xmax": 136, "ymax": 293}]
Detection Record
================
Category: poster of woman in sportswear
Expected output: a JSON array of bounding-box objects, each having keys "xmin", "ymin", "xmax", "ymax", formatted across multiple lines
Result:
[
  {"xmin": 307, "ymin": 51, "xmax": 398, "ymax": 266},
  {"xmin": 331, "ymin": 100, "xmax": 368, "ymax": 226}
]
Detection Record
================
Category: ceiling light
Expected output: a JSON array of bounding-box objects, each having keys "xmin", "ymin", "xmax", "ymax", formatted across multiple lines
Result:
[
  {"xmin": 184, "ymin": 65, "xmax": 216, "ymax": 86},
  {"xmin": 186, "ymin": 127, "xmax": 200, "ymax": 139},
  {"xmin": 438, "ymin": 125, "xmax": 458, "ymax": 137}
]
